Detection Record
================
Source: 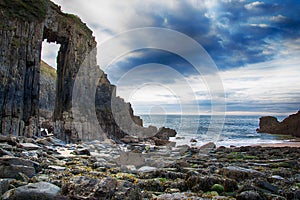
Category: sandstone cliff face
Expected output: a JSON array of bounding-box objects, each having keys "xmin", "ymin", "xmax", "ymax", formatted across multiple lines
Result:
[
  {"xmin": 0, "ymin": 0, "xmax": 148, "ymax": 141},
  {"xmin": 257, "ymin": 111, "xmax": 300, "ymax": 137}
]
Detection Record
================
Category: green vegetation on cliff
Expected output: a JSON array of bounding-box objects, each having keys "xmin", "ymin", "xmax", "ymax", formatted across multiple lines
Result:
[
  {"xmin": 41, "ymin": 60, "xmax": 56, "ymax": 80},
  {"xmin": 0, "ymin": 0, "xmax": 48, "ymax": 21}
]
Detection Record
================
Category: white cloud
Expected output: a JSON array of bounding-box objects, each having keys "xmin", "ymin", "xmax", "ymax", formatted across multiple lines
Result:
[
  {"xmin": 248, "ymin": 23, "xmax": 269, "ymax": 28},
  {"xmin": 112, "ymin": 55, "xmax": 300, "ymax": 115},
  {"xmin": 245, "ymin": 1, "xmax": 265, "ymax": 10},
  {"xmin": 271, "ymin": 14, "xmax": 288, "ymax": 22},
  {"xmin": 41, "ymin": 42, "xmax": 60, "ymax": 68},
  {"xmin": 44, "ymin": 1, "xmax": 300, "ymax": 115}
]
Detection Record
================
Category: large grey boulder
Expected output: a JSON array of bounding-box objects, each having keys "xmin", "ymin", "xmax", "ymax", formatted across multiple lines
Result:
[{"xmin": 2, "ymin": 182, "xmax": 61, "ymax": 200}]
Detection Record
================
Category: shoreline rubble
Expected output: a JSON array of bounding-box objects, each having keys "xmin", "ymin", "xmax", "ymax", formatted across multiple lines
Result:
[{"xmin": 0, "ymin": 134, "xmax": 299, "ymax": 200}]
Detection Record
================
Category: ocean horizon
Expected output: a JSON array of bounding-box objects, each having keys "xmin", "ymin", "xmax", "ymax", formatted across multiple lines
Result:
[{"xmin": 140, "ymin": 114, "xmax": 292, "ymax": 147}]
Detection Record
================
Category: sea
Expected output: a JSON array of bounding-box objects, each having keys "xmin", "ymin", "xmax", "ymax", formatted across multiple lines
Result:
[{"xmin": 141, "ymin": 115, "xmax": 292, "ymax": 147}]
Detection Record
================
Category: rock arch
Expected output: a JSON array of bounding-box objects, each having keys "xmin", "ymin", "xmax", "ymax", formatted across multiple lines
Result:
[
  {"xmin": 0, "ymin": 0, "xmax": 96, "ymax": 137},
  {"xmin": 0, "ymin": 0, "xmax": 144, "ymax": 141}
]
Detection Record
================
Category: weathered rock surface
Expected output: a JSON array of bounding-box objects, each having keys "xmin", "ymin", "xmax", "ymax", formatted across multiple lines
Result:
[
  {"xmin": 0, "ymin": 0, "xmax": 96, "ymax": 138},
  {"xmin": 0, "ymin": 134, "xmax": 299, "ymax": 199},
  {"xmin": 0, "ymin": 0, "xmax": 167, "ymax": 143},
  {"xmin": 39, "ymin": 61, "xmax": 56, "ymax": 121},
  {"xmin": 257, "ymin": 110, "xmax": 300, "ymax": 137},
  {"xmin": 3, "ymin": 182, "xmax": 61, "ymax": 200}
]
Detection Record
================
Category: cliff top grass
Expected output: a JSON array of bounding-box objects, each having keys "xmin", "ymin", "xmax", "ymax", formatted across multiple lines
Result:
[
  {"xmin": 61, "ymin": 13, "xmax": 94, "ymax": 37},
  {"xmin": 0, "ymin": 0, "xmax": 48, "ymax": 22},
  {"xmin": 41, "ymin": 60, "xmax": 56, "ymax": 80}
]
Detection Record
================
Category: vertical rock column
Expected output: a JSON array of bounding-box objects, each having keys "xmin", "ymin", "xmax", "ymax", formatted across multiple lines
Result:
[
  {"xmin": 43, "ymin": 9, "xmax": 97, "ymax": 141},
  {"xmin": 0, "ymin": 18, "xmax": 44, "ymax": 136}
]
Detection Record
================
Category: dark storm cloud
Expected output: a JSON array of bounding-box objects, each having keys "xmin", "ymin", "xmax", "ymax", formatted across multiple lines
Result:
[{"xmin": 108, "ymin": 0, "xmax": 300, "ymax": 73}]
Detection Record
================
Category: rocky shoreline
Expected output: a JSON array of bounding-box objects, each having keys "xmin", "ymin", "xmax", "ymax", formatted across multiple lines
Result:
[{"xmin": 0, "ymin": 135, "xmax": 299, "ymax": 200}]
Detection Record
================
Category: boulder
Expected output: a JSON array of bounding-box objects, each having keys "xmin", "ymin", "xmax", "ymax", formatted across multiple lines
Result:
[
  {"xmin": 94, "ymin": 177, "xmax": 117, "ymax": 199},
  {"xmin": 18, "ymin": 143, "xmax": 40, "ymax": 150},
  {"xmin": 0, "ymin": 179, "xmax": 11, "ymax": 196},
  {"xmin": 0, "ymin": 165, "xmax": 35, "ymax": 179},
  {"xmin": 120, "ymin": 135, "xmax": 139, "ymax": 144},
  {"xmin": 114, "ymin": 180, "xmax": 142, "ymax": 200},
  {"xmin": 74, "ymin": 148, "xmax": 91, "ymax": 156},
  {"xmin": 115, "ymin": 151, "xmax": 145, "ymax": 167},
  {"xmin": 138, "ymin": 166, "xmax": 158, "ymax": 173},
  {"xmin": 236, "ymin": 190, "xmax": 262, "ymax": 200},
  {"xmin": 152, "ymin": 138, "xmax": 176, "ymax": 147},
  {"xmin": 221, "ymin": 166, "xmax": 265, "ymax": 181},
  {"xmin": 0, "ymin": 157, "xmax": 37, "ymax": 179},
  {"xmin": 3, "ymin": 182, "xmax": 61, "ymax": 200},
  {"xmin": 154, "ymin": 127, "xmax": 177, "ymax": 140}
]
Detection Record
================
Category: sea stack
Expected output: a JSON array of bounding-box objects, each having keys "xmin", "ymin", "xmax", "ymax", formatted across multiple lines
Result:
[{"xmin": 257, "ymin": 110, "xmax": 300, "ymax": 137}]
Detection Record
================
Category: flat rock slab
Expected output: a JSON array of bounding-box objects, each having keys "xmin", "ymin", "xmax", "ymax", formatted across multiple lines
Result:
[
  {"xmin": 138, "ymin": 166, "xmax": 158, "ymax": 173},
  {"xmin": 0, "ymin": 144, "xmax": 13, "ymax": 150},
  {"xmin": 48, "ymin": 165, "xmax": 66, "ymax": 171},
  {"xmin": 0, "ymin": 157, "xmax": 36, "ymax": 167},
  {"xmin": 222, "ymin": 166, "xmax": 265, "ymax": 181},
  {"xmin": 19, "ymin": 143, "xmax": 40, "ymax": 150},
  {"xmin": 0, "ymin": 165, "xmax": 35, "ymax": 179}
]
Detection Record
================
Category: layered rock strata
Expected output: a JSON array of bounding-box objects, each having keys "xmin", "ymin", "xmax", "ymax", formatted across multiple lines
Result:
[{"xmin": 0, "ymin": 0, "xmax": 153, "ymax": 142}]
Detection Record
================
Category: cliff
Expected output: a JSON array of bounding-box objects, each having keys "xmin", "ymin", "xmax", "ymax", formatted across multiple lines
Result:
[
  {"xmin": 0, "ymin": 0, "xmax": 155, "ymax": 142},
  {"xmin": 39, "ymin": 61, "xmax": 56, "ymax": 121},
  {"xmin": 257, "ymin": 111, "xmax": 300, "ymax": 137}
]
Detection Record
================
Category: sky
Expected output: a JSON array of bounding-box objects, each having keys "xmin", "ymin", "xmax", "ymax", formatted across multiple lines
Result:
[{"xmin": 42, "ymin": 0, "xmax": 300, "ymax": 116}]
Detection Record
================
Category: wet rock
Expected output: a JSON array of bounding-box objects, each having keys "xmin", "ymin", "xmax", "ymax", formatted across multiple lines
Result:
[
  {"xmin": 236, "ymin": 190, "xmax": 262, "ymax": 200},
  {"xmin": 0, "ymin": 157, "xmax": 37, "ymax": 167},
  {"xmin": 115, "ymin": 151, "xmax": 145, "ymax": 167},
  {"xmin": 152, "ymin": 138, "xmax": 176, "ymax": 147},
  {"xmin": 62, "ymin": 176, "xmax": 100, "ymax": 198},
  {"xmin": 94, "ymin": 177, "xmax": 117, "ymax": 199},
  {"xmin": 224, "ymin": 178, "xmax": 238, "ymax": 192},
  {"xmin": 295, "ymin": 174, "xmax": 300, "ymax": 182},
  {"xmin": 0, "ymin": 136, "xmax": 18, "ymax": 147},
  {"xmin": 137, "ymin": 179, "xmax": 164, "ymax": 192},
  {"xmin": 157, "ymin": 170, "xmax": 186, "ymax": 180},
  {"xmin": 268, "ymin": 175, "xmax": 284, "ymax": 183},
  {"xmin": 0, "ymin": 179, "xmax": 11, "ymax": 196},
  {"xmin": 114, "ymin": 180, "xmax": 142, "ymax": 200},
  {"xmin": 0, "ymin": 148, "xmax": 14, "ymax": 157},
  {"xmin": 186, "ymin": 175, "xmax": 223, "ymax": 192},
  {"xmin": 211, "ymin": 184, "xmax": 224, "ymax": 194},
  {"xmin": 198, "ymin": 176, "xmax": 223, "ymax": 192},
  {"xmin": 256, "ymin": 180, "xmax": 279, "ymax": 193},
  {"xmin": 18, "ymin": 143, "xmax": 40, "ymax": 150},
  {"xmin": 121, "ymin": 135, "xmax": 139, "ymax": 144},
  {"xmin": 154, "ymin": 127, "xmax": 177, "ymax": 140},
  {"xmin": 120, "ymin": 165, "xmax": 137, "ymax": 174},
  {"xmin": 199, "ymin": 142, "xmax": 216, "ymax": 151},
  {"xmin": 138, "ymin": 166, "xmax": 158, "ymax": 173},
  {"xmin": 35, "ymin": 138, "xmax": 53, "ymax": 146},
  {"xmin": 3, "ymin": 182, "xmax": 61, "ymax": 200},
  {"xmin": 190, "ymin": 138, "xmax": 197, "ymax": 143},
  {"xmin": 0, "ymin": 144, "xmax": 13, "ymax": 151},
  {"xmin": 0, "ymin": 165, "xmax": 35, "ymax": 179},
  {"xmin": 74, "ymin": 148, "xmax": 91, "ymax": 156},
  {"xmin": 154, "ymin": 192, "xmax": 201, "ymax": 200},
  {"xmin": 48, "ymin": 165, "xmax": 66, "ymax": 171},
  {"xmin": 222, "ymin": 166, "xmax": 265, "ymax": 181}
]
